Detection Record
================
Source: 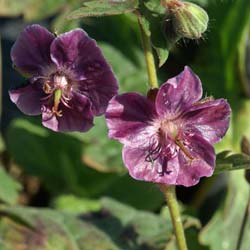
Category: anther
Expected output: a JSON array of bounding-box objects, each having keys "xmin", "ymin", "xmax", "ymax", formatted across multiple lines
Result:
[{"xmin": 43, "ymin": 81, "xmax": 52, "ymax": 94}]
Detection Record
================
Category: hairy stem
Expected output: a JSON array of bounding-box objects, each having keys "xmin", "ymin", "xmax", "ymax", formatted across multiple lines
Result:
[
  {"xmin": 159, "ymin": 184, "xmax": 188, "ymax": 250},
  {"xmin": 137, "ymin": 17, "xmax": 158, "ymax": 89}
]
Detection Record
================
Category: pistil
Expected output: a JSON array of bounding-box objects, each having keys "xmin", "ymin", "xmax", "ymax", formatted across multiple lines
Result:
[{"xmin": 52, "ymin": 88, "xmax": 63, "ymax": 117}]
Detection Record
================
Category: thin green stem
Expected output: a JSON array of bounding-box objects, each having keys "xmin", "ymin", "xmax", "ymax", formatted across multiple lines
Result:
[
  {"xmin": 160, "ymin": 184, "xmax": 188, "ymax": 250},
  {"xmin": 137, "ymin": 17, "xmax": 158, "ymax": 89}
]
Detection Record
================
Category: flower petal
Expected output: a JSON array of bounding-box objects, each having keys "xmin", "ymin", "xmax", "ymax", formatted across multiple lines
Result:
[
  {"xmin": 176, "ymin": 134, "xmax": 215, "ymax": 187},
  {"xmin": 105, "ymin": 93, "xmax": 158, "ymax": 146},
  {"xmin": 156, "ymin": 66, "xmax": 202, "ymax": 119},
  {"xmin": 78, "ymin": 75, "xmax": 118, "ymax": 116},
  {"xmin": 42, "ymin": 93, "xmax": 94, "ymax": 132},
  {"xmin": 9, "ymin": 82, "xmax": 45, "ymax": 115},
  {"xmin": 50, "ymin": 29, "xmax": 118, "ymax": 115},
  {"xmin": 11, "ymin": 24, "xmax": 55, "ymax": 76},
  {"xmin": 183, "ymin": 99, "xmax": 231, "ymax": 144},
  {"xmin": 123, "ymin": 145, "xmax": 179, "ymax": 184}
]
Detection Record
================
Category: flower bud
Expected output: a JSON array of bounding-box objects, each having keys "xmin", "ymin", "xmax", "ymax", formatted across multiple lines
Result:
[{"xmin": 162, "ymin": 0, "xmax": 209, "ymax": 40}]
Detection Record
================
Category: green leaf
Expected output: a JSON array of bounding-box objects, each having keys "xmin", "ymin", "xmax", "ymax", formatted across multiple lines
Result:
[
  {"xmin": 214, "ymin": 151, "xmax": 250, "ymax": 175},
  {"xmin": 0, "ymin": 0, "xmax": 30, "ymax": 17},
  {"xmin": 0, "ymin": 166, "xmax": 21, "ymax": 205},
  {"xmin": 52, "ymin": 8, "xmax": 81, "ymax": 33},
  {"xmin": 23, "ymin": 0, "xmax": 66, "ymax": 21},
  {"xmin": 200, "ymin": 172, "xmax": 250, "ymax": 250},
  {"xmin": 0, "ymin": 0, "xmax": 66, "ymax": 20},
  {"xmin": 6, "ymin": 118, "xmax": 118, "ymax": 197},
  {"xmin": 0, "ymin": 198, "xmax": 201, "ymax": 250},
  {"xmin": 52, "ymin": 195, "xmax": 101, "ymax": 213},
  {"xmin": 6, "ymin": 118, "xmax": 164, "ymax": 210},
  {"xmin": 0, "ymin": 205, "xmax": 118, "ymax": 250},
  {"xmin": 67, "ymin": 0, "xmax": 138, "ymax": 20}
]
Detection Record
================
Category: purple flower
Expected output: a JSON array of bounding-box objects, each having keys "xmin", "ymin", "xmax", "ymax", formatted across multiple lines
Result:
[
  {"xmin": 9, "ymin": 24, "xmax": 118, "ymax": 132},
  {"xmin": 105, "ymin": 67, "xmax": 231, "ymax": 186}
]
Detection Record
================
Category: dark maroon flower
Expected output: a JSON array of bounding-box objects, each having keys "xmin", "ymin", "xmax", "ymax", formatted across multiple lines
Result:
[
  {"xmin": 105, "ymin": 67, "xmax": 231, "ymax": 186},
  {"xmin": 9, "ymin": 25, "xmax": 118, "ymax": 132}
]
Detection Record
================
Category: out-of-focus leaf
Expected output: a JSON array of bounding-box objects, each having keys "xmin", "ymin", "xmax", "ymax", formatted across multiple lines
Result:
[
  {"xmin": 24, "ymin": 0, "xmax": 66, "ymax": 21},
  {"xmin": 6, "ymin": 118, "xmax": 164, "ymax": 210},
  {"xmin": 0, "ymin": 198, "xmax": 201, "ymax": 250},
  {"xmin": 214, "ymin": 151, "xmax": 250, "ymax": 175},
  {"xmin": 6, "ymin": 118, "xmax": 118, "ymax": 196},
  {"xmin": 52, "ymin": 195, "xmax": 101, "ymax": 213},
  {"xmin": 67, "ymin": 0, "xmax": 138, "ymax": 20},
  {"xmin": 0, "ymin": 134, "xmax": 4, "ymax": 152},
  {"xmin": 99, "ymin": 43, "xmax": 147, "ymax": 93},
  {"xmin": 0, "ymin": 0, "xmax": 66, "ymax": 20},
  {"xmin": 0, "ymin": 205, "xmax": 118, "ymax": 250},
  {"xmin": 0, "ymin": 166, "xmax": 21, "ymax": 205},
  {"xmin": 80, "ymin": 198, "xmax": 203, "ymax": 249},
  {"xmin": 233, "ymin": 99, "xmax": 250, "ymax": 151},
  {"xmin": 193, "ymin": 0, "xmax": 250, "ymax": 98},
  {"xmin": 52, "ymin": 7, "xmax": 81, "ymax": 33},
  {"xmin": 0, "ymin": 0, "xmax": 30, "ymax": 17},
  {"xmin": 200, "ymin": 172, "xmax": 250, "ymax": 250}
]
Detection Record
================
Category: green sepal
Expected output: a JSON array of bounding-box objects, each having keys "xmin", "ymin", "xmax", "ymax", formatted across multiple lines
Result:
[{"xmin": 214, "ymin": 150, "xmax": 250, "ymax": 175}]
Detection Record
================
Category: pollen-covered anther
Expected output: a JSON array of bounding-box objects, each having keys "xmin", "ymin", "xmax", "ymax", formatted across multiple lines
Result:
[{"xmin": 43, "ymin": 81, "xmax": 52, "ymax": 94}]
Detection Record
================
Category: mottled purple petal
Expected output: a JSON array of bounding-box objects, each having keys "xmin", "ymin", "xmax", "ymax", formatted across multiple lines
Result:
[
  {"xmin": 156, "ymin": 66, "xmax": 202, "ymax": 119},
  {"xmin": 183, "ymin": 99, "xmax": 231, "ymax": 144},
  {"xmin": 11, "ymin": 24, "xmax": 55, "ymax": 76},
  {"xmin": 9, "ymin": 82, "xmax": 45, "ymax": 115},
  {"xmin": 123, "ymin": 145, "xmax": 179, "ymax": 184},
  {"xmin": 78, "ymin": 75, "xmax": 118, "ymax": 116},
  {"xmin": 50, "ymin": 29, "xmax": 116, "ymax": 81},
  {"xmin": 105, "ymin": 93, "xmax": 158, "ymax": 146},
  {"xmin": 42, "ymin": 93, "xmax": 93, "ymax": 132},
  {"xmin": 176, "ymin": 134, "xmax": 215, "ymax": 186}
]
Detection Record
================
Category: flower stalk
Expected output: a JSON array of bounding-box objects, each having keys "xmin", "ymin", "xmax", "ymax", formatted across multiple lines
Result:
[
  {"xmin": 137, "ymin": 17, "xmax": 158, "ymax": 89},
  {"xmin": 159, "ymin": 184, "xmax": 188, "ymax": 250}
]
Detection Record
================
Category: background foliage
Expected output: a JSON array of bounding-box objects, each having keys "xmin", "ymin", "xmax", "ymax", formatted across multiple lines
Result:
[{"xmin": 0, "ymin": 0, "xmax": 250, "ymax": 249}]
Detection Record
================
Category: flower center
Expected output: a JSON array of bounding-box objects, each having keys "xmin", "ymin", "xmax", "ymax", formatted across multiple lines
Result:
[
  {"xmin": 42, "ymin": 74, "xmax": 72, "ymax": 117},
  {"xmin": 161, "ymin": 120, "xmax": 178, "ymax": 140}
]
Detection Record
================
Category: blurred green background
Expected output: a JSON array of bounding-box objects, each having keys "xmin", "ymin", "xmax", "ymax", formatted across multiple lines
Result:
[{"xmin": 0, "ymin": 0, "xmax": 250, "ymax": 249}]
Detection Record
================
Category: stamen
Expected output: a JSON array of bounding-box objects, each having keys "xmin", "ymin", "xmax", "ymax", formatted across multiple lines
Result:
[
  {"xmin": 43, "ymin": 81, "xmax": 52, "ymax": 94},
  {"xmin": 175, "ymin": 138, "xmax": 194, "ymax": 160}
]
